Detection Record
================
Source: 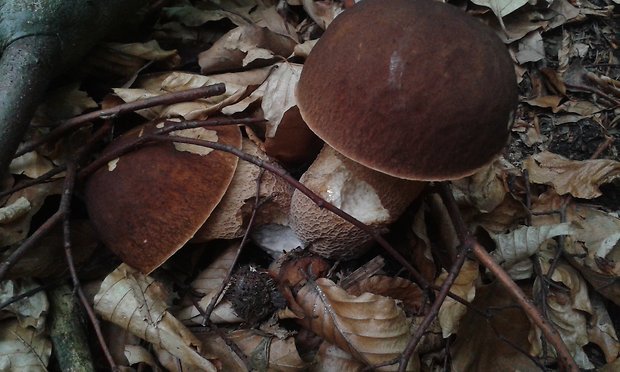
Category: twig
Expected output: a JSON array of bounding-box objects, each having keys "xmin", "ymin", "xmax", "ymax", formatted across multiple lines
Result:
[
  {"xmin": 396, "ymin": 237, "xmax": 471, "ymax": 372},
  {"xmin": 202, "ymin": 170, "xmax": 265, "ymax": 324},
  {"xmin": 14, "ymin": 84, "xmax": 226, "ymax": 158},
  {"xmin": 438, "ymin": 184, "xmax": 579, "ymax": 372},
  {"xmin": 60, "ymin": 160, "xmax": 117, "ymax": 370}
]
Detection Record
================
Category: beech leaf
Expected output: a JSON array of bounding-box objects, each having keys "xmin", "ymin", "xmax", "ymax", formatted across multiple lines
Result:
[
  {"xmin": 93, "ymin": 264, "xmax": 216, "ymax": 371},
  {"xmin": 489, "ymin": 223, "xmax": 577, "ymax": 267},
  {"xmin": 524, "ymin": 151, "xmax": 620, "ymax": 199},
  {"xmin": 0, "ymin": 319, "xmax": 52, "ymax": 372},
  {"xmin": 295, "ymin": 278, "xmax": 417, "ymax": 370}
]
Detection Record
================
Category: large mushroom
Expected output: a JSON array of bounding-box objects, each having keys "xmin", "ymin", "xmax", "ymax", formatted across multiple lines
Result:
[
  {"xmin": 85, "ymin": 120, "xmax": 241, "ymax": 273},
  {"xmin": 290, "ymin": 0, "xmax": 518, "ymax": 259}
]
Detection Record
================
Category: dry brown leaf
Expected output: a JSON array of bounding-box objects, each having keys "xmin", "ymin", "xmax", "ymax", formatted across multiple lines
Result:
[
  {"xmin": 260, "ymin": 62, "xmax": 303, "ymax": 137},
  {"xmin": 471, "ymin": 0, "xmax": 528, "ymax": 29},
  {"xmin": 124, "ymin": 345, "xmax": 161, "ymax": 371},
  {"xmin": 524, "ymin": 151, "xmax": 620, "ymax": 199},
  {"xmin": 198, "ymin": 25, "xmax": 296, "ymax": 74},
  {"xmin": 524, "ymin": 95, "xmax": 564, "ymax": 112},
  {"xmin": 452, "ymin": 159, "xmax": 508, "ymax": 213},
  {"xmin": 93, "ymin": 264, "xmax": 217, "ymax": 371},
  {"xmin": 0, "ymin": 279, "xmax": 48, "ymax": 332},
  {"xmin": 228, "ymin": 329, "xmax": 306, "ymax": 371},
  {"xmin": 531, "ymin": 194, "xmax": 620, "ymax": 304},
  {"xmin": 302, "ymin": 0, "xmax": 344, "ymax": 29},
  {"xmin": 0, "ymin": 197, "xmax": 30, "ymax": 224},
  {"xmin": 161, "ymin": 1, "xmax": 258, "ymax": 28},
  {"xmin": 346, "ymin": 275, "xmax": 423, "ymax": 314},
  {"xmin": 176, "ymin": 244, "xmax": 243, "ymax": 324},
  {"xmin": 435, "ymin": 260, "xmax": 479, "ymax": 337},
  {"xmin": 488, "ymin": 222, "xmax": 576, "ymax": 270},
  {"xmin": 514, "ymin": 31, "xmax": 545, "ymax": 64},
  {"xmin": 587, "ymin": 295, "xmax": 620, "ymax": 364},
  {"xmin": 451, "ymin": 282, "xmax": 539, "ymax": 371},
  {"xmin": 314, "ymin": 342, "xmax": 365, "ymax": 371},
  {"xmin": 530, "ymin": 251, "xmax": 594, "ymax": 369},
  {"xmin": 9, "ymin": 151, "xmax": 55, "ymax": 179},
  {"xmin": 0, "ymin": 181, "xmax": 62, "ymax": 248},
  {"xmin": 0, "ymin": 319, "xmax": 52, "ymax": 371},
  {"xmin": 32, "ymin": 83, "xmax": 98, "ymax": 124},
  {"xmin": 295, "ymin": 278, "xmax": 417, "ymax": 370},
  {"xmin": 114, "ymin": 68, "xmax": 270, "ymax": 120}
]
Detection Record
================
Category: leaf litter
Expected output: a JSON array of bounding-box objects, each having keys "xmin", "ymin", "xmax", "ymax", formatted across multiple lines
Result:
[{"xmin": 0, "ymin": 0, "xmax": 619, "ymax": 371}]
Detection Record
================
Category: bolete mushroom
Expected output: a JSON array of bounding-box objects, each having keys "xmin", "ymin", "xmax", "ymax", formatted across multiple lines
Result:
[
  {"xmin": 290, "ymin": 0, "xmax": 517, "ymax": 259},
  {"xmin": 85, "ymin": 120, "xmax": 241, "ymax": 273}
]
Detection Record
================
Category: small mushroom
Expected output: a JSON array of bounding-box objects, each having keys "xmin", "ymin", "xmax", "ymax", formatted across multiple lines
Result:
[
  {"xmin": 85, "ymin": 120, "xmax": 241, "ymax": 273},
  {"xmin": 291, "ymin": 0, "xmax": 517, "ymax": 259}
]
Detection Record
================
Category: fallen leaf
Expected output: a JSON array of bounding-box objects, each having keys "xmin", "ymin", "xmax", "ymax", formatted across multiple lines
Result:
[
  {"xmin": 295, "ymin": 278, "xmax": 417, "ymax": 370},
  {"xmin": 471, "ymin": 0, "xmax": 528, "ymax": 28},
  {"xmin": 524, "ymin": 151, "xmax": 620, "ymax": 199},
  {"xmin": 587, "ymin": 295, "xmax": 620, "ymax": 364},
  {"xmin": 314, "ymin": 342, "xmax": 366, "ymax": 371},
  {"xmin": 0, "ymin": 279, "xmax": 48, "ymax": 332},
  {"xmin": 0, "ymin": 319, "xmax": 52, "ymax": 372},
  {"xmin": 514, "ymin": 31, "xmax": 545, "ymax": 64},
  {"xmin": 346, "ymin": 275, "xmax": 424, "ymax": 314},
  {"xmin": 489, "ymin": 223, "xmax": 576, "ymax": 269},
  {"xmin": 176, "ymin": 243, "xmax": 243, "ymax": 324},
  {"xmin": 198, "ymin": 25, "xmax": 296, "ymax": 74},
  {"xmin": 451, "ymin": 282, "xmax": 540, "ymax": 371},
  {"xmin": 228, "ymin": 329, "xmax": 306, "ymax": 371},
  {"xmin": 0, "ymin": 197, "xmax": 30, "ymax": 224},
  {"xmin": 435, "ymin": 260, "xmax": 479, "ymax": 337},
  {"xmin": 451, "ymin": 159, "xmax": 508, "ymax": 213},
  {"xmin": 94, "ymin": 264, "xmax": 217, "ymax": 371},
  {"xmin": 531, "ymin": 255, "xmax": 594, "ymax": 369}
]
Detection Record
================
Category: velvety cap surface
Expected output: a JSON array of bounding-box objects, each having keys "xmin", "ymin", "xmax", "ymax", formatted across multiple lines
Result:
[{"xmin": 296, "ymin": 0, "xmax": 518, "ymax": 180}]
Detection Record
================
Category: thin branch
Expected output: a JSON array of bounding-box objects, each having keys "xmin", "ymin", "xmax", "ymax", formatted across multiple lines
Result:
[{"xmin": 15, "ymin": 84, "xmax": 226, "ymax": 158}]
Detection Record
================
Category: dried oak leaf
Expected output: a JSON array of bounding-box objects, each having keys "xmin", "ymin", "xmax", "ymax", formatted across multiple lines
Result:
[
  {"xmin": 93, "ymin": 264, "xmax": 217, "ymax": 372},
  {"xmin": 294, "ymin": 278, "xmax": 417, "ymax": 370},
  {"xmin": 524, "ymin": 151, "xmax": 620, "ymax": 199}
]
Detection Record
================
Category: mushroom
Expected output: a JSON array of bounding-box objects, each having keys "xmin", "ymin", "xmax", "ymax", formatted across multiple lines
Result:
[
  {"xmin": 193, "ymin": 138, "xmax": 293, "ymax": 241},
  {"xmin": 290, "ymin": 0, "xmax": 517, "ymax": 259},
  {"xmin": 85, "ymin": 120, "xmax": 241, "ymax": 273}
]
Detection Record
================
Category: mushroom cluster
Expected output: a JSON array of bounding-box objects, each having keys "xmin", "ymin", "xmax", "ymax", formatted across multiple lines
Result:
[{"xmin": 290, "ymin": 0, "xmax": 518, "ymax": 258}]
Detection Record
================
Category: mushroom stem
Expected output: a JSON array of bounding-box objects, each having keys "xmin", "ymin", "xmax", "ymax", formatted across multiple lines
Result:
[{"xmin": 289, "ymin": 146, "xmax": 426, "ymax": 259}]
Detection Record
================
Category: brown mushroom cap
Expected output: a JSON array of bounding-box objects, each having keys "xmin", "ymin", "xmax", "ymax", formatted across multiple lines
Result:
[
  {"xmin": 85, "ymin": 121, "xmax": 241, "ymax": 273},
  {"xmin": 296, "ymin": 0, "xmax": 517, "ymax": 181}
]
